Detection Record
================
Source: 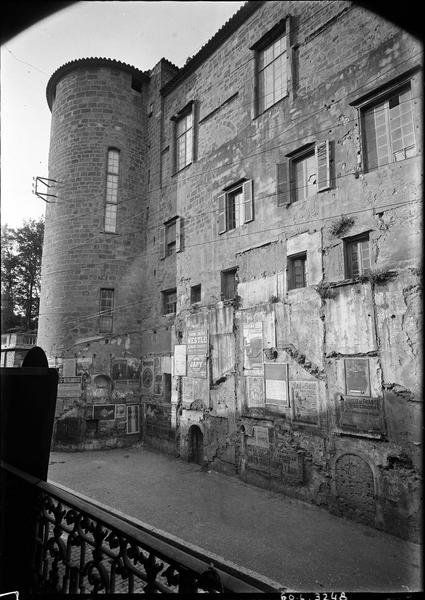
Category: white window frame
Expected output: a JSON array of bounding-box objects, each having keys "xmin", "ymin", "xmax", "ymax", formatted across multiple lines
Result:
[
  {"xmin": 217, "ymin": 180, "xmax": 254, "ymax": 235},
  {"xmin": 360, "ymin": 83, "xmax": 416, "ymax": 172},
  {"xmin": 104, "ymin": 148, "xmax": 120, "ymax": 232},
  {"xmin": 126, "ymin": 404, "xmax": 140, "ymax": 434},
  {"xmin": 344, "ymin": 233, "xmax": 371, "ymax": 279}
]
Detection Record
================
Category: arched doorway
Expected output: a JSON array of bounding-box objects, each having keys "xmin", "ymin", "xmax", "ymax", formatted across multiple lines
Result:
[
  {"xmin": 335, "ymin": 453, "xmax": 375, "ymax": 525},
  {"xmin": 188, "ymin": 425, "xmax": 204, "ymax": 465}
]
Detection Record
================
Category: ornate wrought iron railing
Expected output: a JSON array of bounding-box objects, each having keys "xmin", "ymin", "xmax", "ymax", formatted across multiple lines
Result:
[{"xmin": 2, "ymin": 462, "xmax": 283, "ymax": 595}]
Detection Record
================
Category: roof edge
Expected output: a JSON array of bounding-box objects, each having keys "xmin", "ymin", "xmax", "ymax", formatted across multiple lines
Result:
[
  {"xmin": 160, "ymin": 1, "xmax": 265, "ymax": 97},
  {"xmin": 46, "ymin": 57, "xmax": 150, "ymax": 111}
]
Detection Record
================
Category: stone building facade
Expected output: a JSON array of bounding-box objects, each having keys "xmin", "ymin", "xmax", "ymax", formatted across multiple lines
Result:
[{"xmin": 38, "ymin": 1, "xmax": 422, "ymax": 541}]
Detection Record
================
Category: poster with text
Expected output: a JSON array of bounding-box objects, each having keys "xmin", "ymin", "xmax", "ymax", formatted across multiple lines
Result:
[
  {"xmin": 291, "ymin": 381, "xmax": 319, "ymax": 425},
  {"xmin": 187, "ymin": 329, "xmax": 208, "ymax": 378},
  {"xmin": 344, "ymin": 358, "xmax": 371, "ymax": 396},
  {"xmin": 243, "ymin": 322, "xmax": 263, "ymax": 371},
  {"xmin": 264, "ymin": 363, "xmax": 289, "ymax": 410},
  {"xmin": 174, "ymin": 345, "xmax": 187, "ymax": 376}
]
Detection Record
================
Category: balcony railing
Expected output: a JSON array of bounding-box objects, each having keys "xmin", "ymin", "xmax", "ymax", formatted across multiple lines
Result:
[{"xmin": 2, "ymin": 461, "xmax": 283, "ymax": 595}]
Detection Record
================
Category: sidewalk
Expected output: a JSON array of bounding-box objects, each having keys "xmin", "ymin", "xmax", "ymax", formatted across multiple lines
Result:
[{"xmin": 48, "ymin": 446, "xmax": 422, "ymax": 593}]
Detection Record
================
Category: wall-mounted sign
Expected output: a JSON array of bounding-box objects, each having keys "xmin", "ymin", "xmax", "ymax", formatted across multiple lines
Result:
[
  {"xmin": 58, "ymin": 376, "xmax": 82, "ymax": 398},
  {"xmin": 271, "ymin": 446, "xmax": 304, "ymax": 483},
  {"xmin": 338, "ymin": 396, "xmax": 384, "ymax": 434},
  {"xmin": 243, "ymin": 322, "xmax": 263, "ymax": 371},
  {"xmin": 76, "ymin": 357, "xmax": 92, "ymax": 375},
  {"xmin": 187, "ymin": 329, "xmax": 208, "ymax": 378},
  {"xmin": 142, "ymin": 358, "xmax": 154, "ymax": 391},
  {"xmin": 344, "ymin": 358, "xmax": 371, "ymax": 396},
  {"xmin": 246, "ymin": 425, "xmax": 269, "ymax": 448},
  {"xmin": 115, "ymin": 404, "xmax": 126, "ymax": 419},
  {"xmin": 291, "ymin": 381, "xmax": 319, "ymax": 425},
  {"xmin": 174, "ymin": 345, "xmax": 187, "ymax": 376},
  {"xmin": 246, "ymin": 376, "xmax": 264, "ymax": 407},
  {"xmin": 154, "ymin": 357, "xmax": 162, "ymax": 395},
  {"xmin": 93, "ymin": 404, "xmax": 115, "ymax": 420},
  {"xmin": 264, "ymin": 363, "xmax": 289, "ymax": 410}
]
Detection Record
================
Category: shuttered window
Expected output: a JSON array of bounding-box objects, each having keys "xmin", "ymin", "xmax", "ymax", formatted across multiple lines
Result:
[
  {"xmin": 160, "ymin": 217, "xmax": 182, "ymax": 259},
  {"xmin": 278, "ymin": 141, "xmax": 331, "ymax": 206},
  {"xmin": 162, "ymin": 289, "xmax": 177, "ymax": 314},
  {"xmin": 287, "ymin": 253, "xmax": 307, "ymax": 291},
  {"xmin": 105, "ymin": 149, "xmax": 120, "ymax": 232},
  {"xmin": 221, "ymin": 268, "xmax": 237, "ymax": 300},
  {"xmin": 217, "ymin": 180, "xmax": 254, "ymax": 234},
  {"xmin": 362, "ymin": 84, "xmax": 415, "ymax": 171},
  {"xmin": 344, "ymin": 234, "xmax": 371, "ymax": 278},
  {"xmin": 99, "ymin": 288, "xmax": 114, "ymax": 333}
]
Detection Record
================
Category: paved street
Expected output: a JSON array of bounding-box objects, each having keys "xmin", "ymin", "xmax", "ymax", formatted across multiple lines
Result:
[{"xmin": 48, "ymin": 446, "xmax": 422, "ymax": 593}]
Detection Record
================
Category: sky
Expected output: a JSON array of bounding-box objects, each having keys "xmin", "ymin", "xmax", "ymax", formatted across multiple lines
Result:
[{"xmin": 1, "ymin": 1, "xmax": 245, "ymax": 229}]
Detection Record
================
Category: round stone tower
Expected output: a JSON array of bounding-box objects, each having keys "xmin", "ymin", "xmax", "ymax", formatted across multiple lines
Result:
[{"xmin": 38, "ymin": 58, "xmax": 149, "ymax": 370}]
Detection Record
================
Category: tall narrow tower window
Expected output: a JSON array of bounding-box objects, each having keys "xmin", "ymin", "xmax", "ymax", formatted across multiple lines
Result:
[
  {"xmin": 105, "ymin": 148, "xmax": 120, "ymax": 232},
  {"xmin": 99, "ymin": 288, "xmax": 114, "ymax": 332}
]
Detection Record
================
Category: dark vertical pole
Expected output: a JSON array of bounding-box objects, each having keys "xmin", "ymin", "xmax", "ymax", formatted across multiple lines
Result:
[{"xmin": 0, "ymin": 347, "xmax": 58, "ymax": 593}]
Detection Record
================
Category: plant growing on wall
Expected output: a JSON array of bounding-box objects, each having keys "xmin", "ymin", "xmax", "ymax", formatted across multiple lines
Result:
[{"xmin": 329, "ymin": 215, "xmax": 355, "ymax": 238}]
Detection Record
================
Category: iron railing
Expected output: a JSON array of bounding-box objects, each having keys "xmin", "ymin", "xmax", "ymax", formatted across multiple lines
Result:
[{"xmin": 2, "ymin": 462, "xmax": 284, "ymax": 595}]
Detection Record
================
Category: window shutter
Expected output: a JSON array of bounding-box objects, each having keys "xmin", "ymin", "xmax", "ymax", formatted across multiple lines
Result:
[
  {"xmin": 316, "ymin": 140, "xmax": 331, "ymax": 192},
  {"xmin": 159, "ymin": 225, "xmax": 166, "ymax": 259},
  {"xmin": 276, "ymin": 162, "xmax": 290, "ymax": 206},
  {"xmin": 362, "ymin": 107, "xmax": 378, "ymax": 171},
  {"xmin": 175, "ymin": 217, "xmax": 183, "ymax": 252},
  {"xmin": 243, "ymin": 180, "xmax": 254, "ymax": 223},
  {"xmin": 218, "ymin": 193, "xmax": 226, "ymax": 234}
]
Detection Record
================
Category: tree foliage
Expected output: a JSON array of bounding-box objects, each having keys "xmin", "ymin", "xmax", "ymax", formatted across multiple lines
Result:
[{"xmin": 1, "ymin": 218, "xmax": 44, "ymax": 332}]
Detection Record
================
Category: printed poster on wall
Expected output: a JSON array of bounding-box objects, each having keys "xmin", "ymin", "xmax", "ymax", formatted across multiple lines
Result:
[
  {"xmin": 93, "ymin": 404, "xmax": 115, "ymax": 420},
  {"xmin": 246, "ymin": 376, "xmax": 265, "ymax": 407},
  {"xmin": 141, "ymin": 358, "xmax": 154, "ymax": 392},
  {"xmin": 344, "ymin": 358, "xmax": 371, "ymax": 396},
  {"xmin": 264, "ymin": 363, "xmax": 289, "ymax": 411},
  {"xmin": 174, "ymin": 345, "xmax": 187, "ymax": 376},
  {"xmin": 243, "ymin": 322, "xmax": 263, "ymax": 371},
  {"xmin": 154, "ymin": 357, "xmax": 162, "ymax": 395},
  {"xmin": 291, "ymin": 381, "xmax": 319, "ymax": 425},
  {"xmin": 186, "ymin": 329, "xmax": 208, "ymax": 378}
]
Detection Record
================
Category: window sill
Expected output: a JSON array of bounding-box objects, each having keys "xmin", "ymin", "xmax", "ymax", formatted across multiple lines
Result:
[
  {"xmin": 254, "ymin": 94, "xmax": 288, "ymax": 119},
  {"xmin": 172, "ymin": 162, "xmax": 193, "ymax": 177}
]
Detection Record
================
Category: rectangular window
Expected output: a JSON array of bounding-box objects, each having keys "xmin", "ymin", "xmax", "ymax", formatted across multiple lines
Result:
[
  {"xmin": 105, "ymin": 148, "xmax": 120, "ymax": 232},
  {"xmin": 175, "ymin": 111, "xmax": 193, "ymax": 172},
  {"xmin": 344, "ymin": 234, "xmax": 371, "ymax": 279},
  {"xmin": 287, "ymin": 253, "xmax": 307, "ymax": 290},
  {"xmin": 362, "ymin": 84, "xmax": 416, "ymax": 171},
  {"xmin": 160, "ymin": 217, "xmax": 182, "ymax": 258},
  {"xmin": 99, "ymin": 288, "xmax": 114, "ymax": 333},
  {"xmin": 218, "ymin": 180, "xmax": 254, "ymax": 234},
  {"xmin": 277, "ymin": 141, "xmax": 331, "ymax": 206},
  {"xmin": 190, "ymin": 284, "xmax": 201, "ymax": 304},
  {"xmin": 162, "ymin": 289, "xmax": 177, "ymax": 315},
  {"xmin": 293, "ymin": 149, "xmax": 317, "ymax": 202},
  {"xmin": 126, "ymin": 405, "xmax": 140, "ymax": 434},
  {"xmin": 221, "ymin": 268, "xmax": 237, "ymax": 300},
  {"xmin": 257, "ymin": 34, "xmax": 288, "ymax": 113}
]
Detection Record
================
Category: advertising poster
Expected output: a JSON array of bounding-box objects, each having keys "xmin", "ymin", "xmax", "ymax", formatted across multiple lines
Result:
[
  {"xmin": 344, "ymin": 358, "xmax": 371, "ymax": 396},
  {"xmin": 187, "ymin": 329, "xmax": 208, "ymax": 378},
  {"xmin": 264, "ymin": 363, "xmax": 289, "ymax": 410},
  {"xmin": 338, "ymin": 396, "xmax": 384, "ymax": 434},
  {"xmin": 57, "ymin": 376, "xmax": 82, "ymax": 398},
  {"xmin": 115, "ymin": 404, "xmax": 126, "ymax": 419},
  {"xmin": 142, "ymin": 358, "xmax": 154, "ymax": 392},
  {"xmin": 174, "ymin": 345, "xmax": 187, "ymax": 376},
  {"xmin": 291, "ymin": 381, "xmax": 319, "ymax": 425},
  {"xmin": 246, "ymin": 376, "xmax": 265, "ymax": 407},
  {"xmin": 243, "ymin": 322, "xmax": 263, "ymax": 371},
  {"xmin": 154, "ymin": 357, "xmax": 162, "ymax": 395},
  {"xmin": 93, "ymin": 404, "xmax": 115, "ymax": 420}
]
